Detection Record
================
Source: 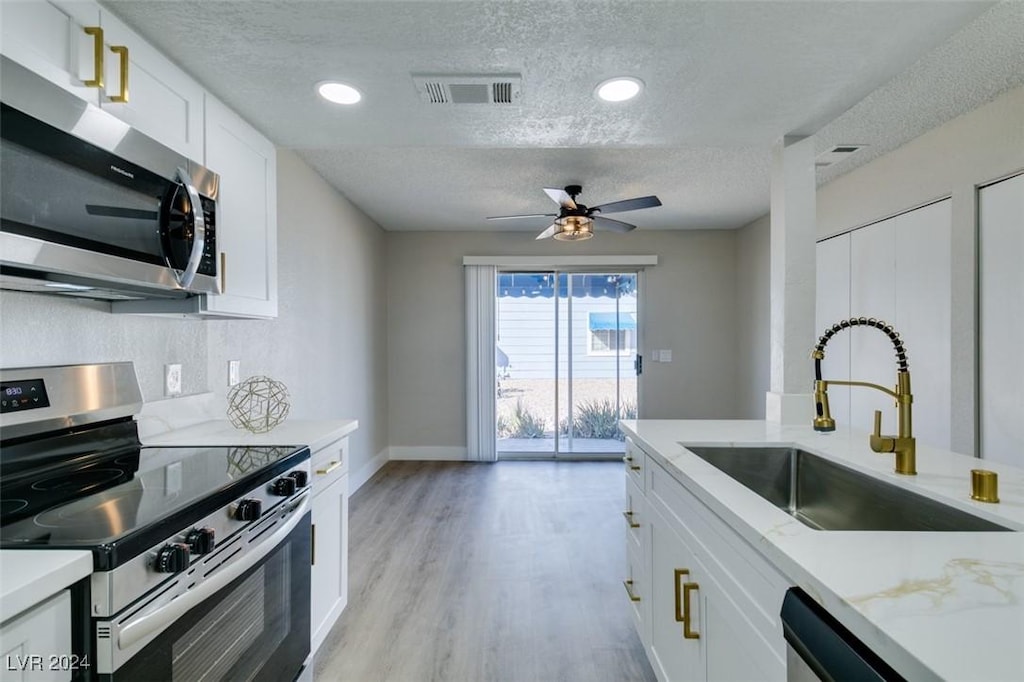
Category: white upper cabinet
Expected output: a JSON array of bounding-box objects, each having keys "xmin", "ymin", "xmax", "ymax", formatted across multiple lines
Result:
[
  {"xmin": 1, "ymin": 1, "xmax": 203, "ymax": 160},
  {"xmin": 1, "ymin": 1, "xmax": 101, "ymax": 103},
  {"xmin": 200, "ymin": 94, "xmax": 278, "ymax": 318},
  {"xmin": 97, "ymin": 10, "xmax": 204, "ymax": 161}
]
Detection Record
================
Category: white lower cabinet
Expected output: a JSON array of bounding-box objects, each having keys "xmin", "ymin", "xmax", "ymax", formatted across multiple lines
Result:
[
  {"xmin": 629, "ymin": 447, "xmax": 788, "ymax": 682},
  {"xmin": 309, "ymin": 437, "xmax": 350, "ymax": 654},
  {"xmin": 0, "ymin": 590, "xmax": 72, "ymax": 682}
]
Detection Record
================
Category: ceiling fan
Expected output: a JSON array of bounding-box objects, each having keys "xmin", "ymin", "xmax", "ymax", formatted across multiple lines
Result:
[{"xmin": 486, "ymin": 184, "xmax": 662, "ymax": 241}]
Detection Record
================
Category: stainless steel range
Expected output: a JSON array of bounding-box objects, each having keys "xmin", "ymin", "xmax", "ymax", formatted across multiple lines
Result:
[{"xmin": 0, "ymin": 363, "xmax": 311, "ymax": 681}]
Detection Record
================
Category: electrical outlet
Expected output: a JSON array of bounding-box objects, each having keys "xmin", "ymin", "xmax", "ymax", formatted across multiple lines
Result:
[
  {"xmin": 164, "ymin": 363, "xmax": 182, "ymax": 396},
  {"xmin": 228, "ymin": 360, "xmax": 240, "ymax": 386}
]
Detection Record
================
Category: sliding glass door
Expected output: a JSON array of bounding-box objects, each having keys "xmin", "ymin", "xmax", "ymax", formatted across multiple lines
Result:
[{"xmin": 496, "ymin": 271, "xmax": 639, "ymax": 458}]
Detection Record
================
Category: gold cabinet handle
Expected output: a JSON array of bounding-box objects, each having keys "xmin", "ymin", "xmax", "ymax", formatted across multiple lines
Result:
[
  {"xmin": 220, "ymin": 252, "xmax": 227, "ymax": 294},
  {"xmin": 623, "ymin": 455, "xmax": 641, "ymax": 471},
  {"xmin": 622, "ymin": 510, "xmax": 640, "ymax": 529},
  {"xmin": 311, "ymin": 523, "xmax": 316, "ymax": 565},
  {"xmin": 83, "ymin": 26, "xmax": 104, "ymax": 88},
  {"xmin": 623, "ymin": 579, "xmax": 641, "ymax": 602},
  {"xmin": 108, "ymin": 45, "xmax": 129, "ymax": 103},
  {"xmin": 673, "ymin": 568, "xmax": 689, "ymax": 622},
  {"xmin": 316, "ymin": 460, "xmax": 342, "ymax": 475},
  {"xmin": 683, "ymin": 581, "xmax": 700, "ymax": 639}
]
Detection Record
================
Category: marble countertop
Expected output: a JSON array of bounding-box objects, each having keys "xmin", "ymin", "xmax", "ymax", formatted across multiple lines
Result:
[
  {"xmin": 620, "ymin": 419, "xmax": 1024, "ymax": 682},
  {"xmin": 0, "ymin": 550, "xmax": 92, "ymax": 623},
  {"xmin": 142, "ymin": 419, "xmax": 358, "ymax": 453}
]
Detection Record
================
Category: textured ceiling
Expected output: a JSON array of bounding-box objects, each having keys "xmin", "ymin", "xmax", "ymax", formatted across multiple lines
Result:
[{"xmin": 103, "ymin": 0, "xmax": 1024, "ymax": 232}]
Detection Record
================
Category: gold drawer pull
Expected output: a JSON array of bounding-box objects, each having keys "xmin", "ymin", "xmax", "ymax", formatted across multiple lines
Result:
[
  {"xmin": 623, "ymin": 455, "xmax": 641, "ymax": 471},
  {"xmin": 683, "ymin": 581, "xmax": 700, "ymax": 639},
  {"xmin": 623, "ymin": 579, "xmax": 641, "ymax": 602},
  {"xmin": 316, "ymin": 460, "xmax": 341, "ymax": 475},
  {"xmin": 622, "ymin": 510, "xmax": 640, "ymax": 528},
  {"xmin": 83, "ymin": 27, "xmax": 104, "ymax": 88},
  {"xmin": 108, "ymin": 45, "xmax": 129, "ymax": 103}
]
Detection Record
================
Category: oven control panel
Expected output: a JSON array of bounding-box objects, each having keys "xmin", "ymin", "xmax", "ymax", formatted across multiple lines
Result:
[{"xmin": 1, "ymin": 378, "xmax": 50, "ymax": 413}]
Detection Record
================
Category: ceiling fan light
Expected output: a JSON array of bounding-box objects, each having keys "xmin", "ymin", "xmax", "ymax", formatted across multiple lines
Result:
[
  {"xmin": 553, "ymin": 215, "xmax": 594, "ymax": 241},
  {"xmin": 595, "ymin": 77, "xmax": 643, "ymax": 103}
]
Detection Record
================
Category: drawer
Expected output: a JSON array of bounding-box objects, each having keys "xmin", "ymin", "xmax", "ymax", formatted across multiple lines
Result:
[
  {"xmin": 623, "ymin": 437, "xmax": 645, "ymax": 490},
  {"xmin": 311, "ymin": 436, "xmax": 348, "ymax": 493}
]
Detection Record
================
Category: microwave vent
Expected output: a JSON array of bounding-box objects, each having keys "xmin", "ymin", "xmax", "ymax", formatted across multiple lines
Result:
[{"xmin": 413, "ymin": 74, "xmax": 522, "ymax": 105}]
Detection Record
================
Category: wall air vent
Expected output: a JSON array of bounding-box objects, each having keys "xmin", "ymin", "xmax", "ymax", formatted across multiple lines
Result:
[
  {"xmin": 412, "ymin": 74, "xmax": 522, "ymax": 105},
  {"xmin": 815, "ymin": 144, "xmax": 867, "ymax": 167}
]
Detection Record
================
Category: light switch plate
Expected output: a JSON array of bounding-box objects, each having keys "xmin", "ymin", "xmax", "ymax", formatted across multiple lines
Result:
[
  {"xmin": 228, "ymin": 360, "xmax": 240, "ymax": 386},
  {"xmin": 659, "ymin": 349, "xmax": 672, "ymax": 363},
  {"xmin": 164, "ymin": 363, "xmax": 182, "ymax": 396}
]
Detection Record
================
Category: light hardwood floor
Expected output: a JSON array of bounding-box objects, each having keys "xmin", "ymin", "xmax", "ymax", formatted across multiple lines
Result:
[{"xmin": 314, "ymin": 460, "xmax": 657, "ymax": 682}]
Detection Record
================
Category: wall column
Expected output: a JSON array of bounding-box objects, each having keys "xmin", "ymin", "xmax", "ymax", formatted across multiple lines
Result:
[{"xmin": 765, "ymin": 135, "xmax": 816, "ymax": 423}]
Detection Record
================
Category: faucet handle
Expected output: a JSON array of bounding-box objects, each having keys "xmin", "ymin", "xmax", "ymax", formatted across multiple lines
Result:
[{"xmin": 870, "ymin": 410, "xmax": 896, "ymax": 453}]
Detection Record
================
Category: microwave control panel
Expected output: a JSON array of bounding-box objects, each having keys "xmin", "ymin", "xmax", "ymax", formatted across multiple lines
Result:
[{"xmin": 198, "ymin": 197, "xmax": 217, "ymax": 277}]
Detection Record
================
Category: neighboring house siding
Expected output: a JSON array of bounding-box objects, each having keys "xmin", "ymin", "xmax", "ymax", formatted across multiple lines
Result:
[{"xmin": 497, "ymin": 295, "xmax": 637, "ymax": 379}]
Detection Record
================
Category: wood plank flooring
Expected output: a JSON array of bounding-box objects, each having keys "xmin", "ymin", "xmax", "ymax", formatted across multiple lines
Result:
[{"xmin": 314, "ymin": 460, "xmax": 657, "ymax": 682}]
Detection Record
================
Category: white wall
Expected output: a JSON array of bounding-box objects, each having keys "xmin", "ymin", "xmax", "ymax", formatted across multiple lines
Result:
[
  {"xmin": 734, "ymin": 215, "xmax": 770, "ymax": 418},
  {"xmin": 0, "ymin": 150, "xmax": 390, "ymax": 482},
  {"xmin": 387, "ymin": 230, "xmax": 741, "ymax": 451}
]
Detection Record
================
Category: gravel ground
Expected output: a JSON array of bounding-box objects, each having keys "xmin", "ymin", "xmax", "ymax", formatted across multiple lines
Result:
[{"xmin": 496, "ymin": 377, "xmax": 637, "ymax": 436}]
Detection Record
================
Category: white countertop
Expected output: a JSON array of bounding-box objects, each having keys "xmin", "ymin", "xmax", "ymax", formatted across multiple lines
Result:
[
  {"xmin": 142, "ymin": 419, "xmax": 358, "ymax": 453},
  {"xmin": 620, "ymin": 419, "xmax": 1024, "ymax": 682},
  {"xmin": 0, "ymin": 550, "xmax": 92, "ymax": 623}
]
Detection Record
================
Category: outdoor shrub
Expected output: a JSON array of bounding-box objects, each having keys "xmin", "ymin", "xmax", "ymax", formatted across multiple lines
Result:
[
  {"xmin": 496, "ymin": 414, "xmax": 512, "ymax": 439},
  {"xmin": 510, "ymin": 399, "xmax": 547, "ymax": 438},
  {"xmin": 569, "ymin": 399, "xmax": 637, "ymax": 440}
]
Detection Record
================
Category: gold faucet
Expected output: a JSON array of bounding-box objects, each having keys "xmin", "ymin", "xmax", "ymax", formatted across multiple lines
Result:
[{"xmin": 812, "ymin": 318, "xmax": 916, "ymax": 476}]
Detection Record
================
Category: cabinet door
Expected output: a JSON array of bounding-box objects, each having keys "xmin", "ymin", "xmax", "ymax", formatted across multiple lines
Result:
[
  {"xmin": 649, "ymin": 507, "xmax": 703, "ymax": 682},
  {"xmin": 98, "ymin": 11, "xmax": 204, "ymax": 160},
  {"xmin": 849, "ymin": 218, "xmax": 897, "ymax": 435},
  {"xmin": 0, "ymin": 0, "xmax": 101, "ymax": 104},
  {"xmin": 894, "ymin": 199, "xmax": 951, "ymax": 450},
  {"xmin": 203, "ymin": 95, "xmax": 279, "ymax": 318},
  {"xmin": 0, "ymin": 590, "xmax": 72, "ymax": 682},
  {"xmin": 311, "ymin": 473, "xmax": 349, "ymax": 654},
  {"xmin": 979, "ymin": 173, "xmax": 1024, "ymax": 465},
  {"xmin": 816, "ymin": 234, "xmax": 852, "ymax": 427}
]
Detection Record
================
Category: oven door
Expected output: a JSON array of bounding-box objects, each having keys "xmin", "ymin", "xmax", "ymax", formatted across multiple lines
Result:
[{"xmin": 95, "ymin": 498, "xmax": 310, "ymax": 682}]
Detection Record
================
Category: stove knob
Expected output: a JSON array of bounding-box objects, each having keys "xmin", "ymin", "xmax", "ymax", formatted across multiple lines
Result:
[
  {"xmin": 270, "ymin": 477, "xmax": 297, "ymax": 496},
  {"xmin": 186, "ymin": 527, "xmax": 216, "ymax": 555},
  {"xmin": 155, "ymin": 543, "xmax": 190, "ymax": 573},
  {"xmin": 287, "ymin": 470, "xmax": 309, "ymax": 488},
  {"xmin": 234, "ymin": 498, "xmax": 262, "ymax": 521}
]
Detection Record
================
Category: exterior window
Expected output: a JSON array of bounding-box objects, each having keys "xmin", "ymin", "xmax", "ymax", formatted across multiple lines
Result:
[{"xmin": 589, "ymin": 323, "xmax": 636, "ymax": 356}]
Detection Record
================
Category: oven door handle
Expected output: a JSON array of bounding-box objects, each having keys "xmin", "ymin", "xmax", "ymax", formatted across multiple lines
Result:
[{"xmin": 118, "ymin": 494, "xmax": 309, "ymax": 650}]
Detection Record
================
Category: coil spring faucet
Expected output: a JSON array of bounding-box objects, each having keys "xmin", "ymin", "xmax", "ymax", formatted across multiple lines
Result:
[{"xmin": 812, "ymin": 317, "xmax": 916, "ymax": 475}]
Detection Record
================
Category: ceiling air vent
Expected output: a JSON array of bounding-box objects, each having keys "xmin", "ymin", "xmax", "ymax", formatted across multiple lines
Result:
[
  {"xmin": 412, "ymin": 74, "xmax": 522, "ymax": 105},
  {"xmin": 815, "ymin": 144, "xmax": 867, "ymax": 167}
]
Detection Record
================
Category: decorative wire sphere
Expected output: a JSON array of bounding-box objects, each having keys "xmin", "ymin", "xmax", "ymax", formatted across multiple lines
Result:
[{"xmin": 226, "ymin": 376, "xmax": 291, "ymax": 433}]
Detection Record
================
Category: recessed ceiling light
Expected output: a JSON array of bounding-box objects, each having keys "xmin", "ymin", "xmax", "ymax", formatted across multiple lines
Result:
[
  {"xmin": 595, "ymin": 77, "xmax": 643, "ymax": 103},
  {"xmin": 317, "ymin": 81, "xmax": 362, "ymax": 105}
]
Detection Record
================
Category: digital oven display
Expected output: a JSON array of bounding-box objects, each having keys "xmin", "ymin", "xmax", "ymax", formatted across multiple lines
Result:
[{"xmin": 0, "ymin": 379, "xmax": 50, "ymax": 413}]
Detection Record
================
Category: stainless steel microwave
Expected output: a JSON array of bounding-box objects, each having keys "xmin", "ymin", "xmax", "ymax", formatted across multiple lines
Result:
[{"xmin": 0, "ymin": 56, "xmax": 220, "ymax": 301}]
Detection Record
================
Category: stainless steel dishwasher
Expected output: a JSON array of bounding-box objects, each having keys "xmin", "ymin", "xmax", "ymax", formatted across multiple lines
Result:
[{"xmin": 781, "ymin": 588, "xmax": 906, "ymax": 681}]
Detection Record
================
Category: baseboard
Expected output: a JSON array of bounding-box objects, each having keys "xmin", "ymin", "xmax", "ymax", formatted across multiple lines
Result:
[
  {"xmin": 350, "ymin": 448, "xmax": 388, "ymax": 493},
  {"xmin": 388, "ymin": 446, "xmax": 469, "ymax": 461}
]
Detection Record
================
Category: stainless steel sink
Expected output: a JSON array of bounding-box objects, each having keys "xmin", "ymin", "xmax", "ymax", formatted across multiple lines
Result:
[{"xmin": 682, "ymin": 445, "xmax": 1012, "ymax": 532}]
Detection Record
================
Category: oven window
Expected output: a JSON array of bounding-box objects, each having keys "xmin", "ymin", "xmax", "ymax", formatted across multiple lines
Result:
[
  {"xmin": 172, "ymin": 554, "xmax": 289, "ymax": 682},
  {"xmin": 109, "ymin": 514, "xmax": 310, "ymax": 682}
]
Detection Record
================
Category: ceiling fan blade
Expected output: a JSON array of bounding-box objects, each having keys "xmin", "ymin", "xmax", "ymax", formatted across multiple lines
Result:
[
  {"xmin": 486, "ymin": 213, "xmax": 557, "ymax": 221},
  {"xmin": 593, "ymin": 216, "xmax": 637, "ymax": 233},
  {"xmin": 591, "ymin": 195, "xmax": 662, "ymax": 214},
  {"xmin": 543, "ymin": 187, "xmax": 577, "ymax": 210},
  {"xmin": 535, "ymin": 223, "xmax": 559, "ymax": 240}
]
